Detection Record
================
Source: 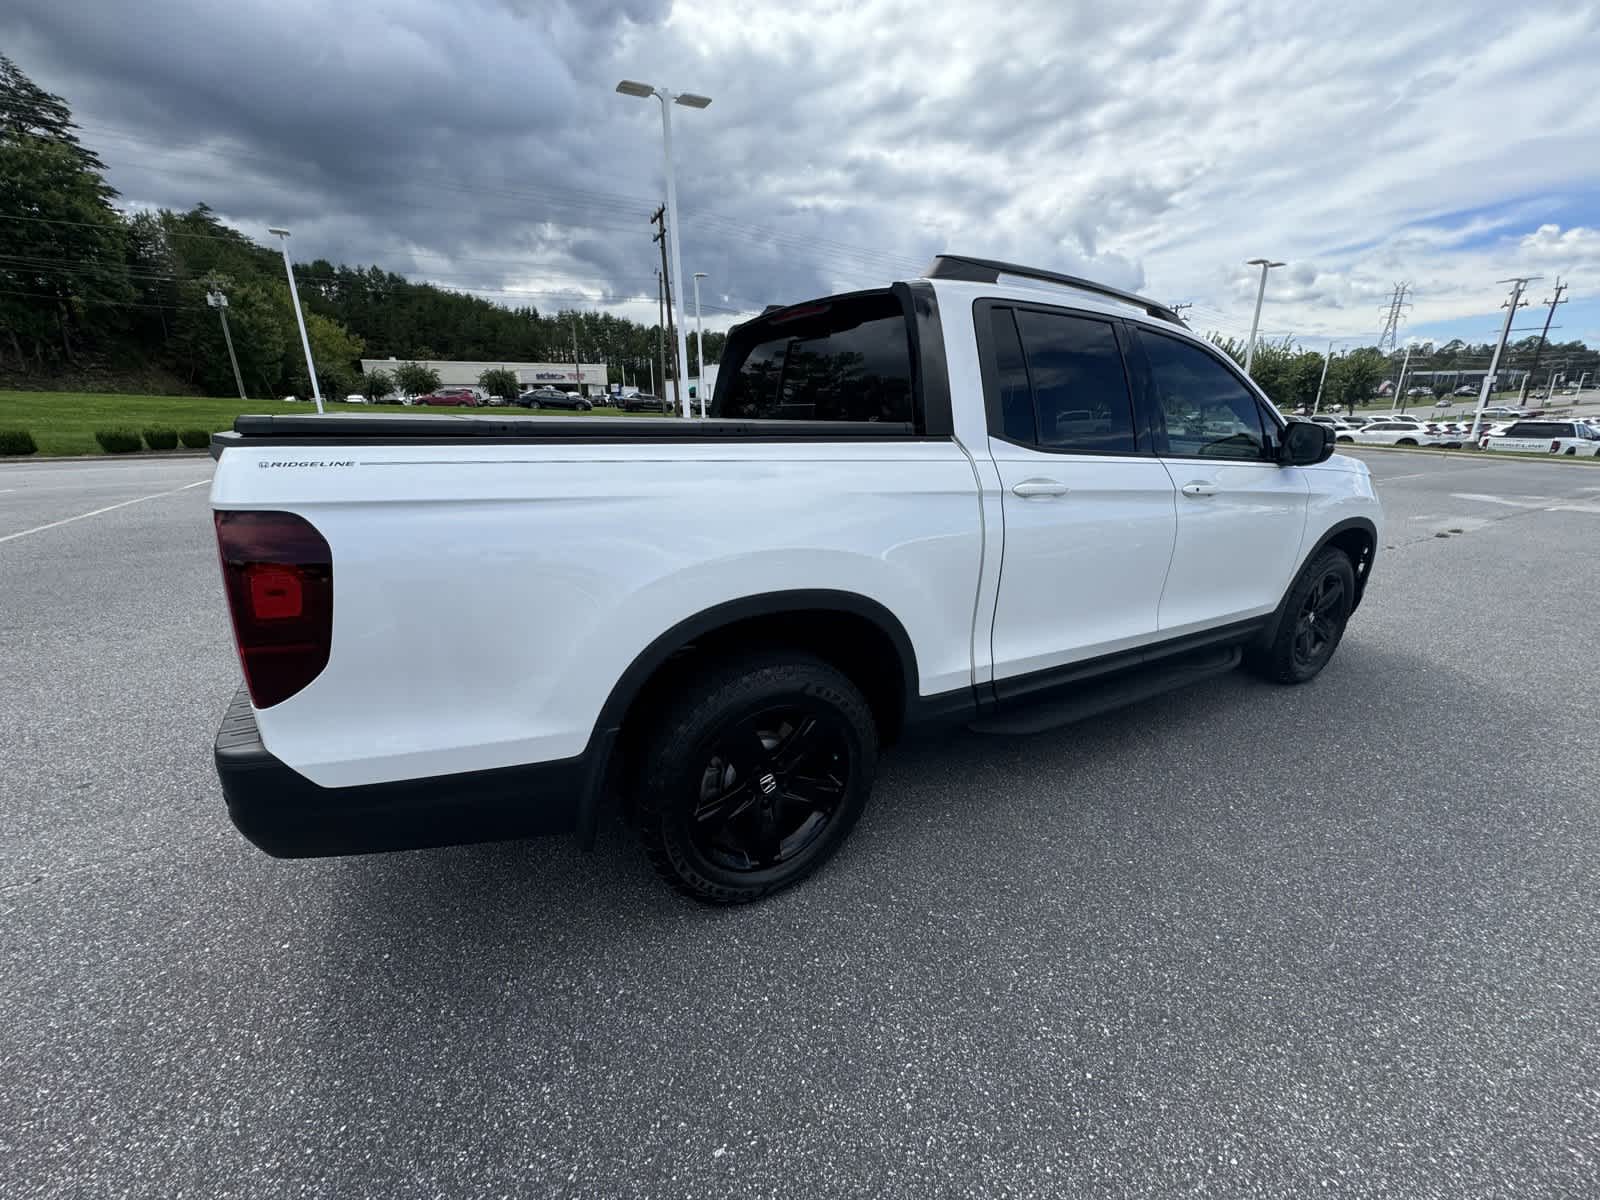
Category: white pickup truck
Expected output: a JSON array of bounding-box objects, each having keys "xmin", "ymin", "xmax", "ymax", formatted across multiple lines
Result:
[
  {"xmin": 209, "ymin": 255, "xmax": 1381, "ymax": 903},
  {"xmin": 1479, "ymin": 419, "xmax": 1600, "ymax": 456}
]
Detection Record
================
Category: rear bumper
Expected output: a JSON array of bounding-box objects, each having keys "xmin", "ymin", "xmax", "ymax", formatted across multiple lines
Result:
[{"xmin": 213, "ymin": 686, "xmax": 587, "ymax": 857}]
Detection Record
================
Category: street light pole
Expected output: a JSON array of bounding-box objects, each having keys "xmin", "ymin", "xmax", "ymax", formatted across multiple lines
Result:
[
  {"xmin": 692, "ymin": 271, "xmax": 707, "ymax": 418},
  {"xmin": 1243, "ymin": 257, "xmax": 1285, "ymax": 377},
  {"xmin": 268, "ymin": 227, "xmax": 323, "ymax": 413},
  {"xmin": 207, "ymin": 288, "xmax": 247, "ymax": 402},
  {"xmin": 618, "ymin": 80, "xmax": 711, "ymax": 419}
]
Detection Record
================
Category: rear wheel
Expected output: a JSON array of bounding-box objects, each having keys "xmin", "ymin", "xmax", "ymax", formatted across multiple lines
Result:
[
  {"xmin": 1397, "ymin": 437, "xmax": 1417, "ymax": 445},
  {"xmin": 1247, "ymin": 548, "xmax": 1356, "ymax": 684},
  {"xmin": 635, "ymin": 653, "xmax": 877, "ymax": 904}
]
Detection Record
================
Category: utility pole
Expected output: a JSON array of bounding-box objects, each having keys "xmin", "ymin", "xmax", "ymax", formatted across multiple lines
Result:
[
  {"xmin": 1468, "ymin": 277, "xmax": 1536, "ymax": 439},
  {"xmin": 206, "ymin": 288, "xmax": 247, "ymax": 401},
  {"xmin": 1170, "ymin": 301, "xmax": 1193, "ymax": 321},
  {"xmin": 1526, "ymin": 276, "xmax": 1567, "ymax": 383},
  {"xmin": 655, "ymin": 265, "xmax": 667, "ymax": 404},
  {"xmin": 651, "ymin": 206, "xmax": 680, "ymax": 413},
  {"xmin": 1392, "ymin": 344, "xmax": 1412, "ymax": 413},
  {"xmin": 571, "ymin": 313, "xmax": 581, "ymax": 395},
  {"xmin": 1377, "ymin": 282, "xmax": 1411, "ymax": 355},
  {"xmin": 1312, "ymin": 341, "xmax": 1335, "ymax": 415},
  {"xmin": 692, "ymin": 271, "xmax": 707, "ymax": 418}
]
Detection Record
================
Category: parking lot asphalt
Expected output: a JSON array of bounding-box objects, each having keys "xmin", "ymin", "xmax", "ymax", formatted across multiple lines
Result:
[{"xmin": 3, "ymin": 449, "xmax": 1598, "ymax": 1198}]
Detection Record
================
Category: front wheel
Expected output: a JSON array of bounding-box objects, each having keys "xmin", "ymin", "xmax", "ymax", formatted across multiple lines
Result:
[
  {"xmin": 635, "ymin": 653, "xmax": 877, "ymax": 904},
  {"xmin": 1247, "ymin": 548, "xmax": 1356, "ymax": 685},
  {"xmin": 1397, "ymin": 437, "xmax": 1417, "ymax": 445},
  {"xmin": 1336, "ymin": 435, "xmax": 1353, "ymax": 443}
]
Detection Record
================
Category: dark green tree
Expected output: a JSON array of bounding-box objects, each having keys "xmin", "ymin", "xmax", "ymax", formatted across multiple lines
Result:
[
  {"xmin": 0, "ymin": 54, "xmax": 132, "ymax": 366},
  {"xmin": 477, "ymin": 367, "xmax": 519, "ymax": 400}
]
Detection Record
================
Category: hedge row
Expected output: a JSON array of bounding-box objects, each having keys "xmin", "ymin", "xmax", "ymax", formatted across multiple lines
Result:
[
  {"xmin": 0, "ymin": 428, "xmax": 37, "ymax": 455},
  {"xmin": 90, "ymin": 428, "xmax": 216, "ymax": 453}
]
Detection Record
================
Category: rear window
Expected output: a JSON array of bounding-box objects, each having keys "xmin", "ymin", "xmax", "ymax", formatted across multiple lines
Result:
[
  {"xmin": 713, "ymin": 292, "xmax": 913, "ymax": 423},
  {"xmin": 1504, "ymin": 422, "xmax": 1572, "ymax": 437}
]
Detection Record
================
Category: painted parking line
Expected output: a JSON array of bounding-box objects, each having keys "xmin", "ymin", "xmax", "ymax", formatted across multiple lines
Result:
[{"xmin": 0, "ymin": 479, "xmax": 209, "ymax": 545}]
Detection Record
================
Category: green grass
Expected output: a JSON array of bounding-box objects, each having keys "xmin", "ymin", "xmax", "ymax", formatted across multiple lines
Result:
[{"xmin": 0, "ymin": 391, "xmax": 661, "ymax": 456}]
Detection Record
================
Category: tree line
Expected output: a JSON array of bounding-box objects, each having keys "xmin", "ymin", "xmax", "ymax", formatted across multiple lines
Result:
[{"xmin": 0, "ymin": 55, "xmax": 724, "ymax": 398}]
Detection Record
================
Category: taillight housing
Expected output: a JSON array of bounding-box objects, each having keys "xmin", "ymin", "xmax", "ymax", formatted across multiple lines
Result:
[{"xmin": 214, "ymin": 511, "xmax": 333, "ymax": 708}]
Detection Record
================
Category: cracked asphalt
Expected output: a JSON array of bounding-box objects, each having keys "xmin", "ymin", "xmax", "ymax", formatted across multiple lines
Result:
[{"xmin": 2, "ymin": 448, "xmax": 1598, "ymax": 1198}]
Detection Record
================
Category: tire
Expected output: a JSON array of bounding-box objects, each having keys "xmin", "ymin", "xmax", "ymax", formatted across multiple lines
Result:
[
  {"xmin": 1246, "ymin": 548, "xmax": 1357, "ymax": 685},
  {"xmin": 1397, "ymin": 438, "xmax": 1417, "ymax": 446},
  {"xmin": 1336, "ymin": 435, "xmax": 1353, "ymax": 443},
  {"xmin": 635, "ymin": 653, "xmax": 878, "ymax": 904}
]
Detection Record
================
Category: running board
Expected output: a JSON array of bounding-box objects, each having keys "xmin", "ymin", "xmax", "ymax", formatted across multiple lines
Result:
[{"xmin": 970, "ymin": 646, "xmax": 1243, "ymax": 735}]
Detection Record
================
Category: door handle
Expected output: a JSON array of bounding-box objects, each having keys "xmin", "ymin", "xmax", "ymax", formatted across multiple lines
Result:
[
  {"xmin": 1011, "ymin": 478, "xmax": 1071, "ymax": 499},
  {"xmin": 1181, "ymin": 482, "xmax": 1219, "ymax": 497}
]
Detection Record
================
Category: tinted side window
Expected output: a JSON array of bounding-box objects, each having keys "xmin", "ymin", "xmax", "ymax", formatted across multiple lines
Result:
[
  {"xmin": 714, "ymin": 292, "xmax": 913, "ymax": 423},
  {"xmin": 1505, "ymin": 422, "xmax": 1566, "ymax": 437},
  {"xmin": 1013, "ymin": 311, "xmax": 1136, "ymax": 453},
  {"xmin": 1139, "ymin": 330, "xmax": 1265, "ymax": 459},
  {"xmin": 988, "ymin": 307, "xmax": 1035, "ymax": 442}
]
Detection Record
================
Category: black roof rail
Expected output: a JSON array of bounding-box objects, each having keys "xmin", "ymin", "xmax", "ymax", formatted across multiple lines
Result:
[{"xmin": 922, "ymin": 254, "xmax": 1187, "ymax": 326}]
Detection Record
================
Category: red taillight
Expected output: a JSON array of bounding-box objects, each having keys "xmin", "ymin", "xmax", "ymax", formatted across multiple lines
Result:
[{"xmin": 214, "ymin": 511, "xmax": 332, "ymax": 708}]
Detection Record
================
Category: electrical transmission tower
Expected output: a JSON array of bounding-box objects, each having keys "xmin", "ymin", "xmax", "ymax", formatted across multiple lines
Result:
[{"xmin": 1377, "ymin": 283, "xmax": 1412, "ymax": 354}]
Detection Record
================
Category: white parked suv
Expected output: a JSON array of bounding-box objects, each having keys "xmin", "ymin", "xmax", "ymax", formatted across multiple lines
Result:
[
  {"xmin": 1345, "ymin": 418, "xmax": 1443, "ymax": 447},
  {"xmin": 208, "ymin": 255, "xmax": 1382, "ymax": 902},
  {"xmin": 1481, "ymin": 420, "xmax": 1600, "ymax": 455}
]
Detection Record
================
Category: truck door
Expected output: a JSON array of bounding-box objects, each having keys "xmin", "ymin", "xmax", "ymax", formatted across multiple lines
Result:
[{"xmin": 979, "ymin": 302, "xmax": 1178, "ymax": 699}]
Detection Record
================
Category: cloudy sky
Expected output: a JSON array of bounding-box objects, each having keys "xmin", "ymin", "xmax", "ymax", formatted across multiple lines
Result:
[{"xmin": 6, "ymin": 0, "xmax": 1600, "ymax": 351}]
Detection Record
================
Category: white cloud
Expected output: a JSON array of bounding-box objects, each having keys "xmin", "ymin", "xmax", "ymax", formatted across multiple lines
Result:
[{"xmin": 4, "ymin": 0, "xmax": 1599, "ymax": 340}]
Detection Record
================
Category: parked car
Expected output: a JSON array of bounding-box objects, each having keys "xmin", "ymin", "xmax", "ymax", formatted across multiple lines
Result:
[
  {"xmin": 342, "ymin": 394, "xmax": 369, "ymax": 405},
  {"xmin": 622, "ymin": 391, "xmax": 672, "ymax": 413},
  {"xmin": 1452, "ymin": 384, "xmax": 1479, "ymax": 397},
  {"xmin": 1432, "ymin": 398, "xmax": 1454, "ymax": 409},
  {"xmin": 207, "ymin": 254, "xmax": 1381, "ymax": 902},
  {"xmin": 518, "ymin": 387, "xmax": 593, "ymax": 411},
  {"xmin": 1348, "ymin": 419, "xmax": 1445, "ymax": 447},
  {"xmin": 1481, "ymin": 420, "xmax": 1600, "ymax": 456},
  {"xmin": 415, "ymin": 388, "xmax": 480, "ymax": 408}
]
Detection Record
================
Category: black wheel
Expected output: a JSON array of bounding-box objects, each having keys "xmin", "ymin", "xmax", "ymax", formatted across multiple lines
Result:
[
  {"xmin": 635, "ymin": 653, "xmax": 877, "ymax": 904},
  {"xmin": 1247, "ymin": 548, "xmax": 1356, "ymax": 684},
  {"xmin": 1397, "ymin": 438, "xmax": 1417, "ymax": 446},
  {"xmin": 1336, "ymin": 435, "xmax": 1353, "ymax": 443}
]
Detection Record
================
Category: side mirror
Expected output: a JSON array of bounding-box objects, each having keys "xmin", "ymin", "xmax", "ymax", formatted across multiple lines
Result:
[{"xmin": 1280, "ymin": 420, "xmax": 1335, "ymax": 466}]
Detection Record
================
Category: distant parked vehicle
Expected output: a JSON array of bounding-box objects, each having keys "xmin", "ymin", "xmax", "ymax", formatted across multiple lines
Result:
[
  {"xmin": 1452, "ymin": 384, "xmax": 1479, "ymax": 397},
  {"xmin": 415, "ymin": 388, "xmax": 480, "ymax": 408},
  {"xmin": 622, "ymin": 391, "xmax": 672, "ymax": 413},
  {"xmin": 343, "ymin": 394, "xmax": 369, "ymax": 405},
  {"xmin": 520, "ymin": 387, "xmax": 592, "ymax": 411},
  {"xmin": 1481, "ymin": 420, "xmax": 1600, "ymax": 456},
  {"xmin": 1350, "ymin": 419, "xmax": 1445, "ymax": 447},
  {"xmin": 1432, "ymin": 398, "xmax": 1454, "ymax": 409}
]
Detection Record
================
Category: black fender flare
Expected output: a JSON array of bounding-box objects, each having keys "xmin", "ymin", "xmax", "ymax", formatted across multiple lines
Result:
[
  {"xmin": 1256, "ymin": 517, "xmax": 1379, "ymax": 648},
  {"xmin": 574, "ymin": 589, "xmax": 922, "ymax": 845}
]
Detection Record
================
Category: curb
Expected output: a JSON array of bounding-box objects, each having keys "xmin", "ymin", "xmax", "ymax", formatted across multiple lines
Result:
[
  {"xmin": 1342, "ymin": 444, "xmax": 1600, "ymax": 466},
  {"xmin": 0, "ymin": 450, "xmax": 213, "ymax": 465}
]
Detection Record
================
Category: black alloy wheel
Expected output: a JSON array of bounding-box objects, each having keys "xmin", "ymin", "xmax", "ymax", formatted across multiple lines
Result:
[
  {"xmin": 1247, "ymin": 547, "xmax": 1357, "ymax": 684},
  {"xmin": 636, "ymin": 653, "xmax": 877, "ymax": 903},
  {"xmin": 1291, "ymin": 568, "xmax": 1346, "ymax": 672},
  {"xmin": 689, "ymin": 703, "xmax": 852, "ymax": 873}
]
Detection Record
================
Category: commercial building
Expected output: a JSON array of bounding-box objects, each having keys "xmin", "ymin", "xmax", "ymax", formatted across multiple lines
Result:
[{"xmin": 360, "ymin": 359, "xmax": 608, "ymax": 397}]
